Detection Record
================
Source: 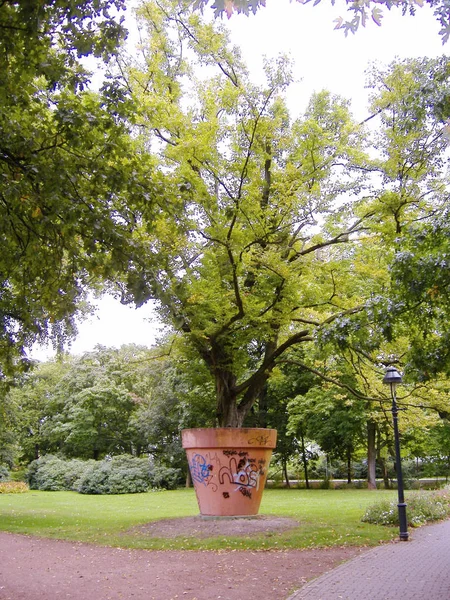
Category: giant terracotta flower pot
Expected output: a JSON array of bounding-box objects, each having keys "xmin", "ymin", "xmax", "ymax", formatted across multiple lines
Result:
[{"xmin": 182, "ymin": 427, "xmax": 277, "ymax": 517}]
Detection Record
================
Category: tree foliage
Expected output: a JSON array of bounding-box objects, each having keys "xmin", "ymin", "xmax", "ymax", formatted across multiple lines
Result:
[
  {"xmin": 10, "ymin": 348, "xmax": 139, "ymax": 460},
  {"xmin": 115, "ymin": 0, "xmax": 384, "ymax": 426},
  {"xmin": 317, "ymin": 56, "xmax": 450, "ymax": 374},
  {"xmin": 390, "ymin": 213, "xmax": 450, "ymax": 378},
  {"xmin": 116, "ymin": 2, "xmax": 450, "ymax": 429},
  {"xmin": 193, "ymin": 0, "xmax": 450, "ymax": 43},
  {"xmin": 361, "ymin": 57, "xmax": 450, "ymax": 380},
  {"xmin": 6, "ymin": 343, "xmax": 215, "ymax": 465},
  {"xmin": 0, "ymin": 0, "xmax": 156, "ymax": 374},
  {"xmin": 259, "ymin": 352, "xmax": 317, "ymax": 486}
]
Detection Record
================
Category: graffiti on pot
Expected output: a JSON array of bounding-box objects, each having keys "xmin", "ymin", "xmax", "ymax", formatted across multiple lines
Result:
[
  {"xmin": 188, "ymin": 450, "xmax": 267, "ymax": 499},
  {"xmin": 218, "ymin": 453, "xmax": 266, "ymax": 497},
  {"xmin": 189, "ymin": 453, "xmax": 215, "ymax": 488},
  {"xmin": 248, "ymin": 433, "xmax": 270, "ymax": 446},
  {"xmin": 223, "ymin": 449, "xmax": 248, "ymax": 458},
  {"xmin": 239, "ymin": 486, "xmax": 252, "ymax": 498}
]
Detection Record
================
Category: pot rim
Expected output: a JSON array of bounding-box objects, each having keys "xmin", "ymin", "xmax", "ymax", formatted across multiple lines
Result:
[{"xmin": 181, "ymin": 427, "xmax": 277, "ymax": 449}]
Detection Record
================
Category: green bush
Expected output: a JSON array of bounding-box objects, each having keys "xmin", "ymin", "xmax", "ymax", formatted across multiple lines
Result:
[
  {"xmin": 0, "ymin": 465, "xmax": 10, "ymax": 482},
  {"xmin": 362, "ymin": 488, "xmax": 450, "ymax": 527},
  {"xmin": 26, "ymin": 456, "xmax": 93, "ymax": 491},
  {"xmin": 151, "ymin": 465, "xmax": 181, "ymax": 490},
  {"xmin": 78, "ymin": 455, "xmax": 153, "ymax": 494},
  {"xmin": 25, "ymin": 455, "xmax": 182, "ymax": 494},
  {"xmin": 10, "ymin": 469, "xmax": 27, "ymax": 482},
  {"xmin": 78, "ymin": 461, "xmax": 113, "ymax": 494}
]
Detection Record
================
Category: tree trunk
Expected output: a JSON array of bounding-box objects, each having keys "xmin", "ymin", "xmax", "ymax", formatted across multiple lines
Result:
[
  {"xmin": 185, "ymin": 466, "xmax": 192, "ymax": 488},
  {"xmin": 347, "ymin": 447, "xmax": 352, "ymax": 484},
  {"xmin": 377, "ymin": 428, "xmax": 390, "ymax": 489},
  {"xmin": 379, "ymin": 456, "xmax": 390, "ymax": 489},
  {"xmin": 215, "ymin": 366, "xmax": 271, "ymax": 427},
  {"xmin": 367, "ymin": 420, "xmax": 377, "ymax": 490},
  {"xmin": 300, "ymin": 429, "xmax": 310, "ymax": 489},
  {"xmin": 282, "ymin": 458, "xmax": 291, "ymax": 488},
  {"xmin": 212, "ymin": 339, "xmax": 277, "ymax": 427},
  {"xmin": 215, "ymin": 368, "xmax": 240, "ymax": 427}
]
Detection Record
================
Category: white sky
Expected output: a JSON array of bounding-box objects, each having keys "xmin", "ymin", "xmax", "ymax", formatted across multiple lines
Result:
[{"xmin": 30, "ymin": 0, "xmax": 446, "ymax": 361}]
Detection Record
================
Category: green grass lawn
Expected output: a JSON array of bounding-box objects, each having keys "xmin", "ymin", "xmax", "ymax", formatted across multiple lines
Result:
[{"xmin": 0, "ymin": 488, "xmax": 400, "ymax": 550}]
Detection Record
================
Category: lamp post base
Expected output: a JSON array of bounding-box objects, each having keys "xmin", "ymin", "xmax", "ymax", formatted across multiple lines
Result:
[{"xmin": 398, "ymin": 502, "xmax": 409, "ymax": 541}]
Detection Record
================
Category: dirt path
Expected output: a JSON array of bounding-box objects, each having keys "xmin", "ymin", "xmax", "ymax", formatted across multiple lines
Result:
[{"xmin": 0, "ymin": 522, "xmax": 364, "ymax": 600}]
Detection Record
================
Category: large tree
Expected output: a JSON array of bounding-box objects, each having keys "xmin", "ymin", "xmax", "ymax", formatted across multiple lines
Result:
[
  {"xmin": 113, "ymin": 0, "xmax": 381, "ymax": 427},
  {"xmin": 108, "ymin": 2, "xmax": 450, "ymax": 428},
  {"xmin": 9, "ymin": 348, "xmax": 139, "ymax": 460}
]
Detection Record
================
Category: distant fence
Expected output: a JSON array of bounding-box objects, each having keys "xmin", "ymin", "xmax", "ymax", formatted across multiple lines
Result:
[{"xmin": 266, "ymin": 478, "xmax": 448, "ymax": 490}]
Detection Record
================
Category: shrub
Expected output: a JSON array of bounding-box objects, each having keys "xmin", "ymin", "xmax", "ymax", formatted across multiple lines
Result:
[
  {"xmin": 26, "ymin": 456, "xmax": 93, "ymax": 491},
  {"xmin": 78, "ymin": 462, "xmax": 113, "ymax": 494},
  {"xmin": 10, "ymin": 469, "xmax": 27, "ymax": 482},
  {"xmin": 0, "ymin": 465, "xmax": 10, "ymax": 482},
  {"xmin": 24, "ymin": 454, "xmax": 182, "ymax": 494},
  {"xmin": 108, "ymin": 467, "xmax": 150, "ymax": 494},
  {"xmin": 361, "ymin": 499, "xmax": 398, "ymax": 526},
  {"xmin": 151, "ymin": 465, "xmax": 182, "ymax": 490},
  {"xmin": 78, "ymin": 455, "xmax": 153, "ymax": 494},
  {"xmin": 0, "ymin": 481, "xmax": 29, "ymax": 494},
  {"xmin": 362, "ymin": 488, "xmax": 450, "ymax": 528}
]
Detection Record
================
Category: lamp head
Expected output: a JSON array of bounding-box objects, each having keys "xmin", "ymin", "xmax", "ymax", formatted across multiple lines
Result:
[{"xmin": 383, "ymin": 366, "xmax": 403, "ymax": 389}]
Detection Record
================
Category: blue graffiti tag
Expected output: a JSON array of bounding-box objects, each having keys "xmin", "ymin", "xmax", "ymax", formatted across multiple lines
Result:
[{"xmin": 189, "ymin": 453, "xmax": 213, "ymax": 486}]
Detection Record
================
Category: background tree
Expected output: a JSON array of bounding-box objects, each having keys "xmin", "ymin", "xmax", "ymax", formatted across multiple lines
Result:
[
  {"xmin": 5, "ymin": 343, "xmax": 216, "ymax": 467},
  {"xmin": 251, "ymin": 350, "xmax": 317, "ymax": 486},
  {"xmin": 8, "ymin": 360, "xmax": 71, "ymax": 463},
  {"xmin": 288, "ymin": 365, "xmax": 368, "ymax": 483},
  {"xmin": 360, "ymin": 57, "xmax": 450, "ymax": 381},
  {"xmin": 425, "ymin": 419, "xmax": 450, "ymax": 479},
  {"xmin": 129, "ymin": 341, "xmax": 216, "ymax": 474},
  {"xmin": 9, "ymin": 349, "xmax": 139, "ymax": 460},
  {"xmin": 389, "ymin": 211, "xmax": 450, "ymax": 379},
  {"xmin": 0, "ymin": 383, "xmax": 18, "ymax": 466}
]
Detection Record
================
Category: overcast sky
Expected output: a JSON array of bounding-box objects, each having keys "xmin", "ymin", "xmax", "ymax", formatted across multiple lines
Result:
[{"xmin": 31, "ymin": 0, "xmax": 446, "ymax": 360}]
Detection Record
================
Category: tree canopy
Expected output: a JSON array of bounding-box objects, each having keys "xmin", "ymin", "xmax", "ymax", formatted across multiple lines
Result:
[
  {"xmin": 82, "ymin": 0, "xmax": 448, "ymax": 427},
  {"xmin": 193, "ymin": 0, "xmax": 450, "ymax": 43},
  {"xmin": 2, "ymin": 0, "xmax": 450, "ymax": 442},
  {"xmin": 114, "ymin": 0, "xmax": 383, "ymax": 426},
  {"xmin": 0, "ymin": 0, "xmax": 154, "ymax": 374},
  {"xmin": 7, "ymin": 343, "xmax": 214, "ymax": 464}
]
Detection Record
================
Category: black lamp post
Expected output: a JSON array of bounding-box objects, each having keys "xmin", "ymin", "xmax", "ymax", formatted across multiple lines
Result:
[{"xmin": 382, "ymin": 366, "xmax": 409, "ymax": 541}]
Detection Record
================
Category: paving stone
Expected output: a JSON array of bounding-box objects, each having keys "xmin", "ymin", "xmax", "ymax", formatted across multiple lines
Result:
[{"xmin": 288, "ymin": 519, "xmax": 450, "ymax": 600}]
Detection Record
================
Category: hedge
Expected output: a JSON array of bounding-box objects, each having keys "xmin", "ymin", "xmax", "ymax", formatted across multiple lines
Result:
[{"xmin": 26, "ymin": 455, "xmax": 181, "ymax": 494}]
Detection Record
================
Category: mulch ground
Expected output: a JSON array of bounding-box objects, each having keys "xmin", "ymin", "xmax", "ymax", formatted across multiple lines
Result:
[{"xmin": 0, "ymin": 517, "xmax": 366, "ymax": 600}]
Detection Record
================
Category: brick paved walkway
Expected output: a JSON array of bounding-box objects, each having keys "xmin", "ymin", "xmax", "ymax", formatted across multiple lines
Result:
[{"xmin": 288, "ymin": 519, "xmax": 450, "ymax": 600}]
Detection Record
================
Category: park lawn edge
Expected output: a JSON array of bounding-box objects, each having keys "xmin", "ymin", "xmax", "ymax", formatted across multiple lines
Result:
[{"xmin": 0, "ymin": 488, "xmax": 399, "ymax": 551}]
